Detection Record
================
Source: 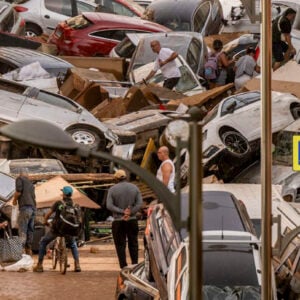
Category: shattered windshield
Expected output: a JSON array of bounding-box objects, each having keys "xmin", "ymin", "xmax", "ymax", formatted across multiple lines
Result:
[{"xmin": 273, "ymin": 130, "xmax": 294, "ymax": 166}]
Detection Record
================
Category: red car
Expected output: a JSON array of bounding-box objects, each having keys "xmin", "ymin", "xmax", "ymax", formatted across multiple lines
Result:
[{"xmin": 48, "ymin": 12, "xmax": 170, "ymax": 56}]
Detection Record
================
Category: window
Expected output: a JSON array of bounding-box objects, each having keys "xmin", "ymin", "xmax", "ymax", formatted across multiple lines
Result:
[
  {"xmin": 45, "ymin": 0, "xmax": 72, "ymax": 16},
  {"xmin": 193, "ymin": 2, "xmax": 210, "ymax": 33},
  {"xmin": 77, "ymin": 1, "xmax": 97, "ymax": 13},
  {"xmin": 114, "ymin": 37, "xmax": 136, "ymax": 58},
  {"xmin": 91, "ymin": 30, "xmax": 126, "ymax": 41},
  {"xmin": 186, "ymin": 39, "xmax": 202, "ymax": 74}
]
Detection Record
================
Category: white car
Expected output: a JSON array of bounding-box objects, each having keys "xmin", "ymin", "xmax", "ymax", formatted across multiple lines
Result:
[
  {"xmin": 203, "ymin": 90, "xmax": 300, "ymax": 158},
  {"xmin": 129, "ymin": 55, "xmax": 206, "ymax": 97}
]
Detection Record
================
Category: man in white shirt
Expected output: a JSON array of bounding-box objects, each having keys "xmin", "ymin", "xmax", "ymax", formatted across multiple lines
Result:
[
  {"xmin": 144, "ymin": 40, "xmax": 181, "ymax": 90},
  {"xmin": 156, "ymin": 146, "xmax": 175, "ymax": 193}
]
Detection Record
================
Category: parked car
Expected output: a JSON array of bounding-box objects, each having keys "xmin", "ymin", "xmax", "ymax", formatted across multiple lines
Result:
[
  {"xmin": 116, "ymin": 31, "xmax": 208, "ymax": 77},
  {"xmin": 0, "ymin": 171, "xmax": 15, "ymax": 210},
  {"xmin": 143, "ymin": 0, "xmax": 224, "ymax": 36},
  {"xmin": 0, "ymin": 1, "xmax": 25, "ymax": 35},
  {"xmin": 115, "ymin": 262, "xmax": 160, "ymax": 299},
  {"xmin": 202, "ymin": 90, "xmax": 300, "ymax": 159},
  {"xmin": 48, "ymin": 12, "xmax": 170, "ymax": 57},
  {"xmin": 129, "ymin": 55, "xmax": 206, "ymax": 96},
  {"xmin": 0, "ymin": 78, "xmax": 136, "ymax": 159},
  {"xmin": 95, "ymin": 0, "xmax": 145, "ymax": 17},
  {"xmin": 14, "ymin": 0, "xmax": 100, "ymax": 36},
  {"xmin": 0, "ymin": 46, "xmax": 74, "ymax": 78}
]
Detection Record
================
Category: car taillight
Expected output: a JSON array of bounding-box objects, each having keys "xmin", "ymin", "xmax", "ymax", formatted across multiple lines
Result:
[
  {"xmin": 14, "ymin": 6, "xmax": 28, "ymax": 13},
  {"xmin": 20, "ymin": 18, "xmax": 25, "ymax": 27}
]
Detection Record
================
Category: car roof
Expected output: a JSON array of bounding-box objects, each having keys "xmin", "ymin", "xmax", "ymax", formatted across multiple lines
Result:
[
  {"xmin": 0, "ymin": 47, "xmax": 74, "ymax": 76},
  {"xmin": 83, "ymin": 12, "xmax": 170, "ymax": 31},
  {"xmin": 202, "ymin": 190, "xmax": 246, "ymax": 232}
]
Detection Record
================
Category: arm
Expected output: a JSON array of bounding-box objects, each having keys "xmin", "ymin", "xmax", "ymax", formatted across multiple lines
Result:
[
  {"xmin": 13, "ymin": 191, "xmax": 21, "ymax": 206},
  {"xmin": 159, "ymin": 51, "xmax": 178, "ymax": 67},
  {"xmin": 219, "ymin": 52, "xmax": 235, "ymax": 68},
  {"xmin": 145, "ymin": 69, "xmax": 157, "ymax": 82},
  {"xmin": 106, "ymin": 189, "xmax": 125, "ymax": 215},
  {"xmin": 44, "ymin": 209, "xmax": 54, "ymax": 225},
  {"xmin": 130, "ymin": 190, "xmax": 143, "ymax": 216},
  {"xmin": 161, "ymin": 162, "xmax": 173, "ymax": 187}
]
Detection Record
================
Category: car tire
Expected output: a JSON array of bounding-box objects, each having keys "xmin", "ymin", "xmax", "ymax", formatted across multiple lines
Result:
[
  {"xmin": 291, "ymin": 104, "xmax": 300, "ymax": 119},
  {"xmin": 66, "ymin": 126, "xmax": 105, "ymax": 150},
  {"xmin": 25, "ymin": 23, "xmax": 43, "ymax": 37},
  {"xmin": 221, "ymin": 130, "xmax": 250, "ymax": 157},
  {"xmin": 144, "ymin": 247, "xmax": 154, "ymax": 282}
]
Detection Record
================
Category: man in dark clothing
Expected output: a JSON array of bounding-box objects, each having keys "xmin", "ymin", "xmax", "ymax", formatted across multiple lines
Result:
[
  {"xmin": 272, "ymin": 8, "xmax": 296, "ymax": 71},
  {"xmin": 13, "ymin": 168, "xmax": 36, "ymax": 255},
  {"xmin": 106, "ymin": 169, "xmax": 143, "ymax": 269},
  {"xmin": 33, "ymin": 186, "xmax": 81, "ymax": 273}
]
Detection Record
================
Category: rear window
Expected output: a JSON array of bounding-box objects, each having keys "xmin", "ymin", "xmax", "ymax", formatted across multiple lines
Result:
[{"xmin": 66, "ymin": 15, "xmax": 92, "ymax": 30}]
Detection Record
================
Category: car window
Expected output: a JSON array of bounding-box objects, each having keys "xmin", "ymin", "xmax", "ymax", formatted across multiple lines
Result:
[
  {"xmin": 193, "ymin": 2, "xmax": 210, "ymax": 33},
  {"xmin": 91, "ymin": 30, "xmax": 150, "ymax": 41},
  {"xmin": 0, "ymin": 172, "xmax": 15, "ymax": 201},
  {"xmin": 186, "ymin": 39, "xmax": 202, "ymax": 74},
  {"xmin": 175, "ymin": 65, "xmax": 199, "ymax": 93},
  {"xmin": 273, "ymin": 130, "xmax": 294, "ymax": 166},
  {"xmin": 77, "ymin": 1, "xmax": 97, "ymax": 13},
  {"xmin": 220, "ymin": 92, "xmax": 260, "ymax": 117},
  {"xmin": 110, "ymin": 0, "xmax": 136, "ymax": 17},
  {"xmin": 45, "ymin": 0, "xmax": 72, "ymax": 16},
  {"xmin": 114, "ymin": 37, "xmax": 136, "ymax": 58},
  {"xmin": 35, "ymin": 91, "xmax": 79, "ymax": 112}
]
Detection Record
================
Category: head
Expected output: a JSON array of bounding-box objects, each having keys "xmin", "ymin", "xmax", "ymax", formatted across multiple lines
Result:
[
  {"xmin": 114, "ymin": 169, "xmax": 127, "ymax": 181},
  {"xmin": 61, "ymin": 186, "xmax": 73, "ymax": 198},
  {"xmin": 246, "ymin": 46, "xmax": 256, "ymax": 56},
  {"xmin": 150, "ymin": 40, "xmax": 161, "ymax": 54},
  {"xmin": 157, "ymin": 146, "xmax": 170, "ymax": 162},
  {"xmin": 284, "ymin": 8, "xmax": 296, "ymax": 21},
  {"xmin": 213, "ymin": 39, "xmax": 223, "ymax": 52}
]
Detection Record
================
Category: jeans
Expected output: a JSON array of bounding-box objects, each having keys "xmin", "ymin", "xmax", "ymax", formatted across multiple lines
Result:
[
  {"xmin": 38, "ymin": 230, "xmax": 79, "ymax": 263},
  {"xmin": 18, "ymin": 206, "xmax": 35, "ymax": 250},
  {"xmin": 112, "ymin": 219, "xmax": 139, "ymax": 269}
]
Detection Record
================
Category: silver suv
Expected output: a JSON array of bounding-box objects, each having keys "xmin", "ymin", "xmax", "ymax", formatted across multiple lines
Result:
[{"xmin": 14, "ymin": 0, "xmax": 99, "ymax": 36}]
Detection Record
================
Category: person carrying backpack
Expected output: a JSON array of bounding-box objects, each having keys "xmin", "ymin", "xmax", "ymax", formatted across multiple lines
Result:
[{"xmin": 33, "ymin": 186, "xmax": 82, "ymax": 273}]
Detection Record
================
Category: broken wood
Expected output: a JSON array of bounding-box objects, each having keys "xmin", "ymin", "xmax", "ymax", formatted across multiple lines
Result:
[{"xmin": 28, "ymin": 173, "xmax": 115, "ymax": 182}]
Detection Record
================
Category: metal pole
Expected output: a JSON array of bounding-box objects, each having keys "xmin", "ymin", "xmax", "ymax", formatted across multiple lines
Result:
[
  {"xmin": 189, "ymin": 107, "xmax": 203, "ymax": 300},
  {"xmin": 261, "ymin": 0, "xmax": 273, "ymax": 299}
]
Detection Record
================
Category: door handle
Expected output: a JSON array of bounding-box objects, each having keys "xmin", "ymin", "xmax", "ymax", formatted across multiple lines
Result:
[{"xmin": 44, "ymin": 15, "xmax": 50, "ymax": 19}]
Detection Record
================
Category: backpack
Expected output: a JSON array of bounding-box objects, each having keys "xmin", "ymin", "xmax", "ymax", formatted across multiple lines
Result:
[
  {"xmin": 56, "ymin": 202, "xmax": 82, "ymax": 236},
  {"xmin": 204, "ymin": 53, "xmax": 220, "ymax": 80}
]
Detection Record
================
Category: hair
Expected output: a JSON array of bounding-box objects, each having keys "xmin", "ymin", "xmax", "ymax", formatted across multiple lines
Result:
[
  {"xmin": 213, "ymin": 39, "xmax": 223, "ymax": 51},
  {"xmin": 284, "ymin": 8, "xmax": 296, "ymax": 16}
]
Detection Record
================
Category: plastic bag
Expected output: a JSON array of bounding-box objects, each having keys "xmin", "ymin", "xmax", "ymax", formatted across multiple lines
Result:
[{"xmin": 3, "ymin": 254, "xmax": 34, "ymax": 272}]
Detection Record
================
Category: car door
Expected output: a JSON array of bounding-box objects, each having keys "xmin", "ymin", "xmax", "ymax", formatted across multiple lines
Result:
[{"xmin": 41, "ymin": 0, "xmax": 77, "ymax": 35}]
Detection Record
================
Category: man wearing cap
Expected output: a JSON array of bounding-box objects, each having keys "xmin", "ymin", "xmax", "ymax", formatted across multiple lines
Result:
[
  {"xmin": 33, "ymin": 186, "xmax": 81, "ymax": 273},
  {"xmin": 106, "ymin": 169, "xmax": 143, "ymax": 269},
  {"xmin": 13, "ymin": 168, "xmax": 36, "ymax": 256}
]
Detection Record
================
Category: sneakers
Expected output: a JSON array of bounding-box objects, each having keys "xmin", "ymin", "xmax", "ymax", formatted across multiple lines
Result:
[
  {"xmin": 33, "ymin": 263, "xmax": 43, "ymax": 273},
  {"xmin": 74, "ymin": 260, "xmax": 81, "ymax": 272}
]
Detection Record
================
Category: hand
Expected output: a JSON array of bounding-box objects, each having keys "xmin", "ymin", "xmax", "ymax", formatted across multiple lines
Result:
[
  {"xmin": 158, "ymin": 59, "xmax": 165, "ymax": 67},
  {"xmin": 0, "ymin": 221, "xmax": 8, "ymax": 228}
]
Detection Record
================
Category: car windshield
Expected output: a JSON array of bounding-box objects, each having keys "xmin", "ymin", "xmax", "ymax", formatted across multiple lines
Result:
[
  {"xmin": 220, "ymin": 92, "xmax": 261, "ymax": 117},
  {"xmin": 0, "ymin": 172, "xmax": 15, "ymax": 201},
  {"xmin": 203, "ymin": 243, "xmax": 260, "ymax": 287},
  {"xmin": 273, "ymin": 130, "xmax": 294, "ymax": 166}
]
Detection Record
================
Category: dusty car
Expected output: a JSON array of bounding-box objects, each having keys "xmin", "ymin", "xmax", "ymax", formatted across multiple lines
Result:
[
  {"xmin": 115, "ymin": 262, "xmax": 160, "ymax": 300},
  {"xmin": 0, "ymin": 78, "xmax": 135, "ymax": 158},
  {"xmin": 0, "ymin": 47, "xmax": 74, "ymax": 78},
  {"xmin": 202, "ymin": 90, "xmax": 300, "ymax": 158},
  {"xmin": 0, "ymin": 1, "xmax": 25, "ymax": 35},
  {"xmin": 95, "ymin": 0, "xmax": 145, "ymax": 17},
  {"xmin": 48, "ymin": 12, "xmax": 170, "ymax": 57},
  {"xmin": 129, "ymin": 55, "xmax": 206, "ymax": 96},
  {"xmin": 0, "ymin": 171, "xmax": 15, "ymax": 210},
  {"xmin": 143, "ymin": 0, "xmax": 224, "ymax": 36},
  {"xmin": 118, "ymin": 31, "xmax": 208, "ymax": 77},
  {"xmin": 14, "ymin": 0, "xmax": 100, "ymax": 36}
]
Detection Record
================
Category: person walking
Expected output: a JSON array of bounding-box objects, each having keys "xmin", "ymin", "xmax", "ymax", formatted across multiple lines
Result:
[
  {"xmin": 272, "ymin": 8, "xmax": 296, "ymax": 71},
  {"xmin": 156, "ymin": 146, "xmax": 175, "ymax": 193},
  {"xmin": 106, "ymin": 169, "xmax": 143, "ymax": 269},
  {"xmin": 13, "ymin": 168, "xmax": 36, "ymax": 256},
  {"xmin": 144, "ymin": 40, "xmax": 181, "ymax": 90},
  {"xmin": 234, "ymin": 46, "xmax": 260, "ymax": 91},
  {"xmin": 33, "ymin": 186, "xmax": 81, "ymax": 273}
]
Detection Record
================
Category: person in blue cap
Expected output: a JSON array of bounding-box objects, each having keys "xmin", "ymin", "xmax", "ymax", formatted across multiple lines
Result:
[{"xmin": 33, "ymin": 185, "xmax": 81, "ymax": 273}]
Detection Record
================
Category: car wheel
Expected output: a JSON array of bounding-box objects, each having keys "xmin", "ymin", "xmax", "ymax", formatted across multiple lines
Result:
[
  {"xmin": 25, "ymin": 23, "xmax": 43, "ymax": 37},
  {"xmin": 291, "ymin": 104, "xmax": 300, "ymax": 119},
  {"xmin": 221, "ymin": 130, "xmax": 250, "ymax": 157},
  {"xmin": 144, "ymin": 247, "xmax": 154, "ymax": 282},
  {"xmin": 66, "ymin": 127, "xmax": 105, "ymax": 150}
]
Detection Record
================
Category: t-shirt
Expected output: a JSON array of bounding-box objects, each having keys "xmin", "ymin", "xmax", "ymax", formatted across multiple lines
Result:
[
  {"xmin": 153, "ymin": 47, "xmax": 181, "ymax": 79},
  {"xmin": 156, "ymin": 159, "xmax": 175, "ymax": 193},
  {"xmin": 15, "ymin": 176, "xmax": 36, "ymax": 208},
  {"xmin": 235, "ymin": 55, "xmax": 257, "ymax": 78},
  {"xmin": 272, "ymin": 15, "xmax": 292, "ymax": 43}
]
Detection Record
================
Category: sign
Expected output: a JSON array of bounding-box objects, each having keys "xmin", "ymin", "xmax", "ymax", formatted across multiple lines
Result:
[{"xmin": 293, "ymin": 135, "xmax": 300, "ymax": 171}]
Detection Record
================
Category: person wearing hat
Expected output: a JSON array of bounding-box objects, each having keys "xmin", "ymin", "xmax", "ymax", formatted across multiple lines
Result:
[
  {"xmin": 33, "ymin": 185, "xmax": 81, "ymax": 273},
  {"xmin": 13, "ymin": 167, "xmax": 36, "ymax": 256},
  {"xmin": 106, "ymin": 169, "xmax": 143, "ymax": 269},
  {"xmin": 234, "ymin": 46, "xmax": 260, "ymax": 91}
]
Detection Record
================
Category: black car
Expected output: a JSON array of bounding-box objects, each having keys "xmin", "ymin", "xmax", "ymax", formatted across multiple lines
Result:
[{"xmin": 143, "ymin": 0, "xmax": 224, "ymax": 36}]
